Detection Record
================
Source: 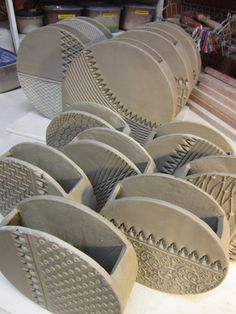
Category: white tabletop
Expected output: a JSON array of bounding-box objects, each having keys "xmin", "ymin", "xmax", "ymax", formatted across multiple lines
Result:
[{"xmin": 0, "ymin": 89, "xmax": 236, "ymax": 314}]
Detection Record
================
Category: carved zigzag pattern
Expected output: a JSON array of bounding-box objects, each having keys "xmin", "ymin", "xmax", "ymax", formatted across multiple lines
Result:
[
  {"xmin": 64, "ymin": 49, "xmax": 154, "ymax": 144},
  {"xmin": 83, "ymin": 50, "xmax": 156, "ymax": 128},
  {"xmin": 110, "ymin": 219, "xmax": 224, "ymax": 272},
  {"xmin": 161, "ymin": 137, "xmax": 223, "ymax": 174},
  {"xmin": 161, "ymin": 137, "xmax": 197, "ymax": 174}
]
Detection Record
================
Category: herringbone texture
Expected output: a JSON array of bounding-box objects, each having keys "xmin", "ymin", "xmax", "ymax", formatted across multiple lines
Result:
[{"xmin": 0, "ymin": 159, "xmax": 47, "ymax": 217}]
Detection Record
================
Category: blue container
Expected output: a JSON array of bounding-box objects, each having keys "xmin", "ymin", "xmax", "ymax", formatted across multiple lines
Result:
[{"xmin": 0, "ymin": 48, "xmax": 19, "ymax": 93}]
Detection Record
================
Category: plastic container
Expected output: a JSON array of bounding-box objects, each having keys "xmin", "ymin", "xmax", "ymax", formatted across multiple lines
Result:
[
  {"xmin": 84, "ymin": 6, "xmax": 121, "ymax": 33},
  {"xmin": 16, "ymin": 10, "xmax": 44, "ymax": 34},
  {"xmin": 120, "ymin": 4, "xmax": 155, "ymax": 30},
  {"xmin": 0, "ymin": 23, "xmax": 14, "ymax": 51},
  {"xmin": 44, "ymin": 5, "xmax": 82, "ymax": 24},
  {"xmin": 0, "ymin": 48, "xmax": 19, "ymax": 93}
]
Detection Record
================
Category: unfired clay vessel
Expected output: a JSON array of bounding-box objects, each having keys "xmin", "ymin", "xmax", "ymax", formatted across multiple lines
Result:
[
  {"xmin": 176, "ymin": 155, "xmax": 236, "ymax": 261},
  {"xmin": 63, "ymin": 102, "xmax": 131, "ymax": 134},
  {"xmin": 153, "ymin": 121, "xmax": 234, "ymax": 154},
  {"xmin": 102, "ymin": 191, "xmax": 229, "ymax": 294},
  {"xmin": 63, "ymin": 139, "xmax": 141, "ymax": 210},
  {"xmin": 46, "ymin": 110, "xmax": 115, "ymax": 151},
  {"xmin": 145, "ymin": 133, "xmax": 225, "ymax": 174},
  {"xmin": 0, "ymin": 195, "xmax": 137, "ymax": 313},
  {"xmin": 75, "ymin": 127, "xmax": 156, "ymax": 173}
]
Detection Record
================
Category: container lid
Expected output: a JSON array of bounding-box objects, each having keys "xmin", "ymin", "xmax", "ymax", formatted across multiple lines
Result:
[
  {"xmin": 86, "ymin": 6, "xmax": 122, "ymax": 11},
  {"xmin": 43, "ymin": 5, "xmax": 82, "ymax": 11},
  {"xmin": 124, "ymin": 4, "xmax": 155, "ymax": 9},
  {"xmin": 0, "ymin": 48, "xmax": 16, "ymax": 67},
  {"xmin": 15, "ymin": 9, "xmax": 43, "ymax": 17}
]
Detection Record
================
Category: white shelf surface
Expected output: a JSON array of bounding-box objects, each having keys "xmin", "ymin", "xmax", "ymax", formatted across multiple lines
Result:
[{"xmin": 0, "ymin": 88, "xmax": 236, "ymax": 314}]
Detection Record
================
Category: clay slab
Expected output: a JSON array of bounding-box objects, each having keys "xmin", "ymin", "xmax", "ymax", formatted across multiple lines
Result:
[
  {"xmin": 63, "ymin": 139, "xmax": 141, "ymax": 210},
  {"xmin": 112, "ymin": 37, "xmax": 177, "ymax": 112},
  {"xmin": 75, "ymin": 127, "xmax": 156, "ymax": 173},
  {"xmin": 153, "ymin": 121, "xmax": 234, "ymax": 154},
  {"xmin": 17, "ymin": 24, "xmax": 89, "ymax": 118},
  {"xmin": 0, "ymin": 157, "xmax": 65, "ymax": 218},
  {"xmin": 107, "ymin": 173, "xmax": 229, "ymax": 247},
  {"xmin": 76, "ymin": 16, "xmax": 113, "ymax": 39},
  {"xmin": 58, "ymin": 17, "xmax": 107, "ymax": 42},
  {"xmin": 145, "ymin": 133, "xmax": 225, "ymax": 174},
  {"xmin": 145, "ymin": 21, "xmax": 201, "ymax": 80},
  {"xmin": 63, "ymin": 102, "xmax": 131, "ymax": 134},
  {"xmin": 118, "ymin": 29, "xmax": 192, "ymax": 109},
  {"xmin": 46, "ymin": 110, "xmax": 115, "ymax": 151},
  {"xmin": 186, "ymin": 172, "xmax": 236, "ymax": 260},
  {"xmin": 5, "ymin": 142, "xmax": 96, "ymax": 208},
  {"xmin": 175, "ymin": 155, "xmax": 236, "ymax": 178}
]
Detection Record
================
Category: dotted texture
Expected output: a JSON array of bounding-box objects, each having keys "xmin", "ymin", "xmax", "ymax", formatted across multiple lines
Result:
[{"xmin": 11, "ymin": 230, "xmax": 121, "ymax": 314}]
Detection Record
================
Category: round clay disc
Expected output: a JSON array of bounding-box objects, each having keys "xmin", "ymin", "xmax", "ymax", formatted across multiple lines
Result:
[
  {"xmin": 112, "ymin": 37, "xmax": 177, "ymax": 109},
  {"xmin": 101, "ymin": 197, "xmax": 229, "ymax": 294},
  {"xmin": 145, "ymin": 133, "xmax": 225, "ymax": 174},
  {"xmin": 46, "ymin": 110, "xmax": 115, "ymax": 151},
  {"xmin": 63, "ymin": 102, "xmax": 131, "ymax": 134},
  {"xmin": 76, "ymin": 16, "xmax": 113, "ymax": 39},
  {"xmin": 145, "ymin": 21, "xmax": 201, "ymax": 80},
  {"xmin": 118, "ymin": 29, "xmax": 193, "ymax": 98},
  {"xmin": 154, "ymin": 121, "xmax": 234, "ymax": 154},
  {"xmin": 63, "ymin": 40, "xmax": 177, "ymax": 129},
  {"xmin": 17, "ymin": 25, "xmax": 88, "ymax": 118},
  {"xmin": 118, "ymin": 29, "xmax": 193, "ymax": 109},
  {"xmin": 135, "ymin": 27, "xmax": 194, "ymax": 88},
  {"xmin": 58, "ymin": 18, "xmax": 108, "ymax": 42},
  {"xmin": 75, "ymin": 127, "xmax": 156, "ymax": 173},
  {"xmin": 63, "ymin": 139, "xmax": 141, "ymax": 210}
]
